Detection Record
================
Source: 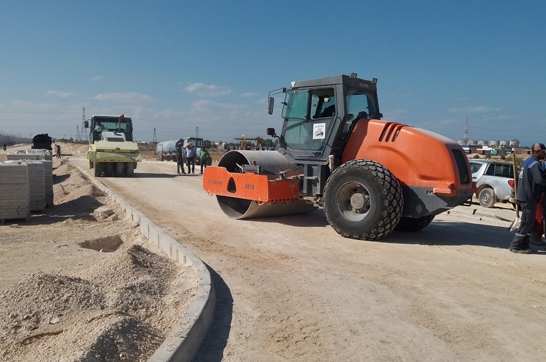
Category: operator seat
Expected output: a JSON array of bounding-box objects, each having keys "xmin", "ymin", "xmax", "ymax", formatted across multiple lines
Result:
[
  {"xmin": 319, "ymin": 104, "xmax": 336, "ymax": 118},
  {"xmin": 341, "ymin": 111, "xmax": 368, "ymax": 139}
]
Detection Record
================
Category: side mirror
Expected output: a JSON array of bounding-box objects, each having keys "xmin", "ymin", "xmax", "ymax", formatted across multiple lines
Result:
[
  {"xmin": 266, "ymin": 128, "xmax": 276, "ymax": 137},
  {"xmin": 267, "ymin": 97, "xmax": 274, "ymax": 115},
  {"xmin": 84, "ymin": 121, "xmax": 89, "ymax": 128}
]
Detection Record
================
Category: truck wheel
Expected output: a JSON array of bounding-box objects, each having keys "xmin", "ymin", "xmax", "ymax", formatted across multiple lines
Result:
[
  {"xmin": 323, "ymin": 159, "xmax": 403, "ymax": 241},
  {"xmin": 115, "ymin": 162, "xmax": 124, "ymax": 177},
  {"xmin": 126, "ymin": 162, "xmax": 135, "ymax": 177},
  {"xmin": 104, "ymin": 162, "xmax": 114, "ymax": 177},
  {"xmin": 478, "ymin": 187, "xmax": 496, "ymax": 208},
  {"xmin": 94, "ymin": 163, "xmax": 103, "ymax": 177},
  {"xmin": 395, "ymin": 215, "xmax": 435, "ymax": 232}
]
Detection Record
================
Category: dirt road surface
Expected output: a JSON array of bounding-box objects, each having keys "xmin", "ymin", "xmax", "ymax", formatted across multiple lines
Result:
[{"xmin": 6, "ymin": 143, "xmax": 546, "ymax": 361}]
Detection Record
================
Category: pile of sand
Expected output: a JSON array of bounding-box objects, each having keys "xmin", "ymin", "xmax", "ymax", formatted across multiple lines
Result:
[{"xmin": 0, "ymin": 159, "xmax": 198, "ymax": 361}]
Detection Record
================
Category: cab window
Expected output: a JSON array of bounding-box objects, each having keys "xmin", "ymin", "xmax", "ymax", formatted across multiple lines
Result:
[
  {"xmin": 281, "ymin": 88, "xmax": 335, "ymax": 151},
  {"xmin": 340, "ymin": 89, "xmax": 378, "ymax": 140}
]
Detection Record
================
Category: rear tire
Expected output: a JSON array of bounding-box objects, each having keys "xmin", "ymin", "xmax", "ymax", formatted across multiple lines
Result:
[
  {"xmin": 115, "ymin": 162, "xmax": 124, "ymax": 177},
  {"xmin": 395, "ymin": 215, "xmax": 435, "ymax": 232},
  {"xmin": 126, "ymin": 162, "xmax": 135, "ymax": 177},
  {"xmin": 104, "ymin": 162, "xmax": 114, "ymax": 177},
  {"xmin": 323, "ymin": 159, "xmax": 403, "ymax": 241},
  {"xmin": 94, "ymin": 162, "xmax": 103, "ymax": 177},
  {"xmin": 479, "ymin": 187, "xmax": 496, "ymax": 208}
]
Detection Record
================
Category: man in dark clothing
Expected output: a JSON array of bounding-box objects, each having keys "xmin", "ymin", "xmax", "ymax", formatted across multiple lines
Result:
[
  {"xmin": 175, "ymin": 141, "xmax": 185, "ymax": 174},
  {"xmin": 509, "ymin": 143, "xmax": 546, "ymax": 254}
]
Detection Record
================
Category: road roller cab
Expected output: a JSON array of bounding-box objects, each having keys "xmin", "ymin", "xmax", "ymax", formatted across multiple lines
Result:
[
  {"xmin": 85, "ymin": 114, "xmax": 142, "ymax": 177},
  {"xmin": 204, "ymin": 74, "xmax": 473, "ymax": 241}
]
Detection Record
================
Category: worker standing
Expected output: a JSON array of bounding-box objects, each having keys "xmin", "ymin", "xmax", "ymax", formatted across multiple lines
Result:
[
  {"xmin": 2, "ymin": 144, "xmax": 6, "ymax": 151},
  {"xmin": 55, "ymin": 144, "xmax": 61, "ymax": 159},
  {"xmin": 509, "ymin": 143, "xmax": 546, "ymax": 254},
  {"xmin": 529, "ymin": 160, "xmax": 546, "ymax": 249},
  {"xmin": 199, "ymin": 147, "xmax": 210, "ymax": 174},
  {"xmin": 175, "ymin": 141, "xmax": 185, "ymax": 174},
  {"xmin": 185, "ymin": 142, "xmax": 196, "ymax": 174}
]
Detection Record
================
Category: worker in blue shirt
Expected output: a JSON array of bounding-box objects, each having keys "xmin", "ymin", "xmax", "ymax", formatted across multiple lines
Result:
[{"xmin": 509, "ymin": 143, "xmax": 546, "ymax": 253}]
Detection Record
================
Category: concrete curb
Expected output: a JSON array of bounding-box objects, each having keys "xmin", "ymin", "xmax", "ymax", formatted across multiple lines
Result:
[{"xmin": 68, "ymin": 161, "xmax": 215, "ymax": 362}]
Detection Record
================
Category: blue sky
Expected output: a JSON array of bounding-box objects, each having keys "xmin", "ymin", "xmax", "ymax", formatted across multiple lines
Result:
[{"xmin": 0, "ymin": 1, "xmax": 545, "ymax": 146}]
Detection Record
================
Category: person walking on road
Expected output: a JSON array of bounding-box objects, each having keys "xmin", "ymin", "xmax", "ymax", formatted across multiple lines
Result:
[
  {"xmin": 509, "ymin": 143, "xmax": 546, "ymax": 254},
  {"xmin": 185, "ymin": 142, "xmax": 196, "ymax": 174},
  {"xmin": 200, "ymin": 147, "xmax": 210, "ymax": 174},
  {"xmin": 55, "ymin": 144, "xmax": 61, "ymax": 159},
  {"xmin": 175, "ymin": 141, "xmax": 185, "ymax": 174}
]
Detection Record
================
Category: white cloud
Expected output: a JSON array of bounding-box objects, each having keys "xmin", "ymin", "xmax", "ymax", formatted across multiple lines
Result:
[
  {"xmin": 448, "ymin": 106, "xmax": 501, "ymax": 114},
  {"xmin": 187, "ymin": 99, "xmax": 247, "ymax": 118},
  {"xmin": 92, "ymin": 76, "xmax": 103, "ymax": 81},
  {"xmin": 44, "ymin": 90, "xmax": 77, "ymax": 98},
  {"xmin": 186, "ymin": 83, "xmax": 231, "ymax": 97},
  {"xmin": 93, "ymin": 92, "xmax": 155, "ymax": 103},
  {"xmin": 241, "ymin": 92, "xmax": 259, "ymax": 98},
  {"xmin": 10, "ymin": 100, "xmax": 59, "ymax": 111}
]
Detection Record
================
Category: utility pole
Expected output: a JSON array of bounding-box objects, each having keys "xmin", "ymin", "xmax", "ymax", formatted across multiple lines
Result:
[
  {"xmin": 195, "ymin": 126, "xmax": 199, "ymax": 140},
  {"xmin": 76, "ymin": 125, "xmax": 79, "ymax": 141},
  {"xmin": 463, "ymin": 118, "xmax": 469, "ymax": 145},
  {"xmin": 153, "ymin": 128, "xmax": 157, "ymax": 144},
  {"xmin": 81, "ymin": 107, "xmax": 86, "ymax": 141}
]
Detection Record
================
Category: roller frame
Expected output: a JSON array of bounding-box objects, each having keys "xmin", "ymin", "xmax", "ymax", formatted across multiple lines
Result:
[{"xmin": 203, "ymin": 167, "xmax": 300, "ymax": 203}]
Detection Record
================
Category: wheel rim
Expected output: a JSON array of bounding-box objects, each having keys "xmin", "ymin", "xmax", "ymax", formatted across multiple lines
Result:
[
  {"xmin": 481, "ymin": 191, "xmax": 491, "ymax": 204},
  {"xmin": 335, "ymin": 181, "xmax": 372, "ymax": 222}
]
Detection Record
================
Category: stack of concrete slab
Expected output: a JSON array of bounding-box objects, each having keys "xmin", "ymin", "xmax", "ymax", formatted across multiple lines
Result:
[
  {"xmin": 27, "ymin": 161, "xmax": 46, "ymax": 212},
  {"xmin": 42, "ymin": 160, "xmax": 53, "ymax": 206},
  {"xmin": 6, "ymin": 150, "xmax": 54, "ymax": 206},
  {"xmin": 0, "ymin": 162, "xmax": 30, "ymax": 222},
  {"xmin": 6, "ymin": 152, "xmax": 41, "ymax": 161},
  {"xmin": 26, "ymin": 149, "xmax": 52, "ymax": 161}
]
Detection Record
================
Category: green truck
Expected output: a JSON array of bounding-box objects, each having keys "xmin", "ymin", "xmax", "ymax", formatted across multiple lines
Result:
[{"xmin": 85, "ymin": 114, "xmax": 142, "ymax": 177}]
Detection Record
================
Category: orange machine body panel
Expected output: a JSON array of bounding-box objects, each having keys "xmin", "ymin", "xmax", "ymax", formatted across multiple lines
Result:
[
  {"xmin": 203, "ymin": 167, "xmax": 300, "ymax": 202},
  {"xmin": 342, "ymin": 119, "xmax": 472, "ymax": 195}
]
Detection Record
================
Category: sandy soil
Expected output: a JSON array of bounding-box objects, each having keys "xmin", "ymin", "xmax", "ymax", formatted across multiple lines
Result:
[
  {"xmin": 4, "ymin": 143, "xmax": 546, "ymax": 362},
  {"xmin": 0, "ymin": 152, "xmax": 198, "ymax": 362}
]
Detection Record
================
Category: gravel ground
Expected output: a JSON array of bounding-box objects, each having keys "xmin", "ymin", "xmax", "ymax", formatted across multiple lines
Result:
[{"xmin": 0, "ymin": 156, "xmax": 198, "ymax": 362}]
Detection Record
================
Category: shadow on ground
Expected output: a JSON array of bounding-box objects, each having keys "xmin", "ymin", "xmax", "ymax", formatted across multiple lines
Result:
[
  {"xmin": 246, "ymin": 208, "xmax": 534, "ymax": 250},
  {"xmin": 385, "ymin": 220, "xmax": 538, "ymax": 250},
  {"xmin": 192, "ymin": 266, "xmax": 233, "ymax": 362},
  {"xmin": 131, "ymin": 173, "xmax": 180, "ymax": 179},
  {"xmin": 26, "ymin": 195, "xmax": 104, "ymax": 225},
  {"xmin": 250, "ymin": 209, "xmax": 330, "ymax": 228},
  {"xmin": 53, "ymin": 173, "xmax": 70, "ymax": 184}
]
